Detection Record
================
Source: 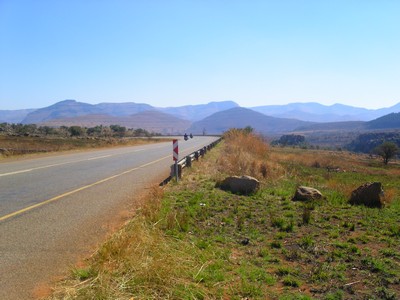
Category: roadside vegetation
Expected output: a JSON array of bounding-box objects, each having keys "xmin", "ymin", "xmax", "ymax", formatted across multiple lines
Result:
[
  {"xmin": 49, "ymin": 129, "xmax": 399, "ymax": 299},
  {"xmin": 0, "ymin": 123, "xmax": 162, "ymax": 158}
]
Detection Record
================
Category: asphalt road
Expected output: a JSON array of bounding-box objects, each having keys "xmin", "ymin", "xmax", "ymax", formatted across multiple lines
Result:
[{"xmin": 0, "ymin": 136, "xmax": 219, "ymax": 300}]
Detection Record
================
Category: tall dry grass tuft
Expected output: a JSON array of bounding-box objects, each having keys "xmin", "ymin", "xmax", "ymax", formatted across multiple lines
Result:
[
  {"xmin": 223, "ymin": 129, "xmax": 269, "ymax": 159},
  {"xmin": 383, "ymin": 187, "xmax": 396, "ymax": 206},
  {"xmin": 217, "ymin": 129, "xmax": 272, "ymax": 180},
  {"xmin": 325, "ymin": 179, "xmax": 355, "ymax": 200}
]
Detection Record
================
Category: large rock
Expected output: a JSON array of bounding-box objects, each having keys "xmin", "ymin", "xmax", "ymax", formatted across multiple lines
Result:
[
  {"xmin": 218, "ymin": 175, "xmax": 260, "ymax": 195},
  {"xmin": 349, "ymin": 182, "xmax": 384, "ymax": 208},
  {"xmin": 292, "ymin": 186, "xmax": 324, "ymax": 202}
]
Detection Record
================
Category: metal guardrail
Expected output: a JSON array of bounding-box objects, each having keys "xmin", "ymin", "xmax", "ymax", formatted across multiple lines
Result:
[{"xmin": 159, "ymin": 138, "xmax": 222, "ymax": 186}]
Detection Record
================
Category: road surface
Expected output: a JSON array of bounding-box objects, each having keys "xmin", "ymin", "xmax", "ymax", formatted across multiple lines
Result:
[{"xmin": 0, "ymin": 136, "xmax": 219, "ymax": 299}]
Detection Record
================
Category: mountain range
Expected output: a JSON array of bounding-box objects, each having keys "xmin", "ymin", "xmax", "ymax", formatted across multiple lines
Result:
[
  {"xmin": 251, "ymin": 102, "xmax": 400, "ymax": 122},
  {"xmin": 1, "ymin": 99, "xmax": 399, "ymax": 135}
]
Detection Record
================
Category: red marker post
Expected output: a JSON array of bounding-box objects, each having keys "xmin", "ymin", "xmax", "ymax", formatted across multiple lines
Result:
[{"xmin": 173, "ymin": 139, "xmax": 179, "ymax": 181}]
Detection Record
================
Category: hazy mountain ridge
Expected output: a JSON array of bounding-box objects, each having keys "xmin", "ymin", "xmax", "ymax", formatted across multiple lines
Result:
[
  {"xmin": 158, "ymin": 101, "xmax": 239, "ymax": 121},
  {"xmin": 252, "ymin": 102, "xmax": 400, "ymax": 122},
  {"xmin": 3, "ymin": 99, "xmax": 399, "ymax": 125},
  {"xmin": 19, "ymin": 100, "xmax": 241, "ymax": 124},
  {"xmin": 21, "ymin": 100, "xmax": 158, "ymax": 124},
  {"xmin": 0, "ymin": 109, "xmax": 36, "ymax": 123},
  {"xmin": 22, "ymin": 100, "xmax": 104, "ymax": 124}
]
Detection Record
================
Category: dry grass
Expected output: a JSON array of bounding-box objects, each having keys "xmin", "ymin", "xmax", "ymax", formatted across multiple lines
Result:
[
  {"xmin": 49, "ymin": 187, "xmax": 213, "ymax": 300},
  {"xmin": 216, "ymin": 129, "xmax": 276, "ymax": 180},
  {"xmin": 269, "ymin": 148, "xmax": 360, "ymax": 171}
]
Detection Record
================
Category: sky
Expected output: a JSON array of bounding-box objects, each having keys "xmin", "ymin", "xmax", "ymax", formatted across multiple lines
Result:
[{"xmin": 1, "ymin": 0, "xmax": 400, "ymax": 110}]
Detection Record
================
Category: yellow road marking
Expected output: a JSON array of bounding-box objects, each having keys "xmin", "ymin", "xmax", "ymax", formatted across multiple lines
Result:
[{"xmin": 0, "ymin": 155, "xmax": 170, "ymax": 222}]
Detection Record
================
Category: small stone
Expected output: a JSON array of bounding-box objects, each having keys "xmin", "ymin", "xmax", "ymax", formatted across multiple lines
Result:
[
  {"xmin": 292, "ymin": 186, "xmax": 324, "ymax": 202},
  {"xmin": 240, "ymin": 238, "xmax": 250, "ymax": 245}
]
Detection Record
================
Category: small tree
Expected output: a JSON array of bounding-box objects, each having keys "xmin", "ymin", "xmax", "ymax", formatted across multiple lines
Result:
[
  {"xmin": 243, "ymin": 126, "xmax": 254, "ymax": 134},
  {"xmin": 374, "ymin": 141, "xmax": 399, "ymax": 165},
  {"xmin": 110, "ymin": 124, "xmax": 126, "ymax": 137},
  {"xmin": 69, "ymin": 126, "xmax": 86, "ymax": 137}
]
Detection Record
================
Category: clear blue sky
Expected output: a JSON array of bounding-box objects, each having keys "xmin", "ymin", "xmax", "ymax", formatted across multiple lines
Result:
[{"xmin": 1, "ymin": 0, "xmax": 399, "ymax": 110}]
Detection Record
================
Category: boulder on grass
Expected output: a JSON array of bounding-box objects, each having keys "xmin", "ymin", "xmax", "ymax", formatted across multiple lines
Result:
[
  {"xmin": 218, "ymin": 175, "xmax": 259, "ymax": 195},
  {"xmin": 349, "ymin": 182, "xmax": 384, "ymax": 208},
  {"xmin": 292, "ymin": 186, "xmax": 324, "ymax": 202}
]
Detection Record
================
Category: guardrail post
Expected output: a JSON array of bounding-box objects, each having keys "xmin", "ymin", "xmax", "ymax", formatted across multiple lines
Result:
[
  {"xmin": 186, "ymin": 155, "xmax": 192, "ymax": 168},
  {"xmin": 171, "ymin": 161, "xmax": 179, "ymax": 182},
  {"xmin": 178, "ymin": 164, "xmax": 182, "ymax": 178}
]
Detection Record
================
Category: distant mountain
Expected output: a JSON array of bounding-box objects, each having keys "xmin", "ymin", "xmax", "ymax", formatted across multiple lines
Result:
[
  {"xmin": 41, "ymin": 110, "xmax": 191, "ymax": 135},
  {"xmin": 187, "ymin": 107, "xmax": 312, "ymax": 135},
  {"xmin": 373, "ymin": 103, "xmax": 400, "ymax": 118},
  {"xmin": 22, "ymin": 100, "xmax": 154, "ymax": 124},
  {"xmin": 158, "ymin": 101, "xmax": 239, "ymax": 121},
  {"xmin": 252, "ymin": 102, "xmax": 400, "ymax": 122},
  {"xmin": 22, "ymin": 100, "xmax": 103, "ymax": 124},
  {"xmin": 96, "ymin": 102, "xmax": 154, "ymax": 116},
  {"xmin": 0, "ymin": 109, "xmax": 36, "ymax": 123},
  {"xmin": 22, "ymin": 100, "xmax": 156, "ymax": 124}
]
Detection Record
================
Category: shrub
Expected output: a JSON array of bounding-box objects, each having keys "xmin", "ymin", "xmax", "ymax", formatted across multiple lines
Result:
[{"xmin": 374, "ymin": 141, "xmax": 399, "ymax": 165}]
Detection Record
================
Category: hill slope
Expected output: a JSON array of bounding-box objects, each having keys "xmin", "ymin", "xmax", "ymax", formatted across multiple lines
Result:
[
  {"xmin": 188, "ymin": 107, "xmax": 312, "ymax": 135},
  {"xmin": 22, "ymin": 100, "xmax": 103, "ymax": 124},
  {"xmin": 365, "ymin": 112, "xmax": 400, "ymax": 129}
]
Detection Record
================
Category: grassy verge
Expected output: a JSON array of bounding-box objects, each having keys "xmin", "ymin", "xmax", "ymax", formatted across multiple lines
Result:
[
  {"xmin": 0, "ymin": 135, "xmax": 163, "ymax": 159},
  {"xmin": 49, "ymin": 131, "xmax": 400, "ymax": 299}
]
